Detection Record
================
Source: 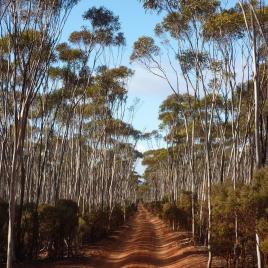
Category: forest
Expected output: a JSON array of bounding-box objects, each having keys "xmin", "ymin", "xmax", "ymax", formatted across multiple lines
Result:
[{"xmin": 0, "ymin": 0, "xmax": 268, "ymax": 268}]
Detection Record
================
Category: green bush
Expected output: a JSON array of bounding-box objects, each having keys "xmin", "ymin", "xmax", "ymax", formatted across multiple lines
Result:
[
  {"xmin": 87, "ymin": 208, "xmax": 109, "ymax": 242},
  {"xmin": 123, "ymin": 202, "xmax": 137, "ymax": 219},
  {"xmin": 19, "ymin": 203, "xmax": 38, "ymax": 260},
  {"xmin": 0, "ymin": 200, "xmax": 136, "ymax": 263},
  {"xmin": 177, "ymin": 191, "xmax": 193, "ymax": 230},
  {"xmin": 148, "ymin": 201, "xmax": 163, "ymax": 215},
  {"xmin": 80, "ymin": 204, "xmax": 136, "ymax": 244},
  {"xmin": 109, "ymin": 205, "xmax": 124, "ymax": 230},
  {"xmin": 38, "ymin": 199, "xmax": 79, "ymax": 259},
  {"xmin": 162, "ymin": 202, "xmax": 180, "ymax": 230},
  {"xmin": 78, "ymin": 216, "xmax": 91, "ymax": 244},
  {"xmin": 210, "ymin": 174, "xmax": 268, "ymax": 266},
  {"xmin": 38, "ymin": 203, "xmax": 60, "ymax": 258},
  {"xmin": 56, "ymin": 200, "xmax": 79, "ymax": 257}
]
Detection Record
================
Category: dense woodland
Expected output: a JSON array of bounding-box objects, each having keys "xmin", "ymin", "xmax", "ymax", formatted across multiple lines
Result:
[{"xmin": 1, "ymin": 0, "xmax": 268, "ymax": 268}]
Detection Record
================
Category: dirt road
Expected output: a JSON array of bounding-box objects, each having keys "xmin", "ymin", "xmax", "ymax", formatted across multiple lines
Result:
[{"xmin": 30, "ymin": 205, "xmax": 223, "ymax": 268}]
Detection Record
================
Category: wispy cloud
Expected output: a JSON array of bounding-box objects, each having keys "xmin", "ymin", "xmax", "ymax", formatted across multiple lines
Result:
[{"xmin": 128, "ymin": 66, "xmax": 174, "ymax": 97}]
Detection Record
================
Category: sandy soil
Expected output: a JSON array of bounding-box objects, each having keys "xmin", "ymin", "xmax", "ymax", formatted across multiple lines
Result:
[{"xmin": 18, "ymin": 205, "xmax": 225, "ymax": 268}]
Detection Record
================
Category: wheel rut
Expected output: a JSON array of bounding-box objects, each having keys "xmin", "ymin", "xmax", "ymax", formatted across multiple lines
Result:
[{"xmin": 24, "ymin": 205, "xmax": 223, "ymax": 267}]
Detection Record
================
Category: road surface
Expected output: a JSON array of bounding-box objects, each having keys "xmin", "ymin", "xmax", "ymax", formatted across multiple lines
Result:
[{"xmin": 34, "ymin": 205, "xmax": 223, "ymax": 268}]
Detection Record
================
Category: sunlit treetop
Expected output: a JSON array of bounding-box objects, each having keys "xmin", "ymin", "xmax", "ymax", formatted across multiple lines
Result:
[
  {"xmin": 69, "ymin": 30, "xmax": 94, "ymax": 46},
  {"xmin": 139, "ymin": 0, "xmax": 178, "ymax": 12},
  {"xmin": 56, "ymin": 42, "xmax": 84, "ymax": 62},
  {"xmin": 203, "ymin": 9, "xmax": 245, "ymax": 40},
  {"xmin": 75, "ymin": 6, "xmax": 126, "ymax": 47},
  {"xmin": 142, "ymin": 148, "xmax": 169, "ymax": 166},
  {"xmin": 180, "ymin": 0, "xmax": 219, "ymax": 20},
  {"xmin": 140, "ymin": 0, "xmax": 219, "ymax": 18},
  {"xmin": 155, "ymin": 12, "xmax": 189, "ymax": 38},
  {"xmin": 0, "ymin": 30, "xmax": 52, "ymax": 54},
  {"xmin": 19, "ymin": 0, "xmax": 79, "ymax": 11},
  {"xmin": 130, "ymin": 36, "xmax": 159, "ymax": 62}
]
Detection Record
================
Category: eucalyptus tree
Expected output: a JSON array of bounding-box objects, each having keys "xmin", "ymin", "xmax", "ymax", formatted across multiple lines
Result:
[
  {"xmin": 0, "ymin": 3, "xmax": 143, "ymax": 265},
  {"xmin": 133, "ymin": 0, "xmax": 268, "ymax": 266},
  {"xmin": 159, "ymin": 93, "xmax": 200, "ymax": 206},
  {"xmin": 143, "ymin": 148, "xmax": 171, "ymax": 201},
  {"xmin": 0, "ymin": 1, "xmax": 79, "ymax": 266},
  {"xmin": 237, "ymin": 0, "xmax": 268, "ymax": 171},
  {"xmin": 132, "ymin": 1, "xmax": 221, "ymax": 264},
  {"xmin": 22, "ymin": 5, "xmax": 127, "ymax": 205},
  {"xmin": 204, "ymin": 4, "xmax": 268, "ymax": 266}
]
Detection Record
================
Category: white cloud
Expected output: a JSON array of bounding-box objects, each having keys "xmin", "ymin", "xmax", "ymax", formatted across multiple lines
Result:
[{"xmin": 128, "ymin": 65, "xmax": 174, "ymax": 97}]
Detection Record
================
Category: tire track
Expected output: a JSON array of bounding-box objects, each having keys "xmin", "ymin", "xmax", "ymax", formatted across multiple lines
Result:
[{"xmin": 25, "ymin": 205, "xmax": 223, "ymax": 268}]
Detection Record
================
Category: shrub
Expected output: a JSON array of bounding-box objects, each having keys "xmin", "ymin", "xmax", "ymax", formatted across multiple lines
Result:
[
  {"xmin": 210, "ymin": 176, "xmax": 268, "ymax": 266},
  {"xmin": 38, "ymin": 200, "xmax": 79, "ymax": 259},
  {"xmin": 123, "ymin": 202, "xmax": 137, "ymax": 219},
  {"xmin": 109, "ymin": 205, "xmax": 124, "ymax": 230},
  {"xmin": 87, "ymin": 208, "xmax": 109, "ymax": 242},
  {"xmin": 177, "ymin": 191, "xmax": 193, "ymax": 230},
  {"xmin": 19, "ymin": 203, "xmax": 38, "ymax": 260},
  {"xmin": 38, "ymin": 204, "xmax": 60, "ymax": 258},
  {"xmin": 78, "ymin": 216, "xmax": 91, "ymax": 244},
  {"xmin": 148, "ymin": 201, "xmax": 163, "ymax": 215},
  {"xmin": 162, "ymin": 202, "xmax": 180, "ymax": 230},
  {"xmin": 56, "ymin": 200, "xmax": 79, "ymax": 257}
]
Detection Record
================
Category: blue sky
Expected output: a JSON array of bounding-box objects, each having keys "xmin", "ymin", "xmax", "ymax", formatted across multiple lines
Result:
[
  {"xmin": 62, "ymin": 0, "xmax": 171, "ymax": 134},
  {"xmin": 61, "ymin": 0, "xmax": 173, "ymax": 173},
  {"xmin": 62, "ymin": 0, "xmax": 239, "ymax": 174}
]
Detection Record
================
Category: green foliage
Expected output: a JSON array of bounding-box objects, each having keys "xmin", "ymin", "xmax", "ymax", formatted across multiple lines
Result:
[
  {"xmin": 203, "ymin": 9, "xmax": 245, "ymax": 40},
  {"xmin": 0, "ymin": 200, "xmax": 80, "ymax": 261},
  {"xmin": 130, "ymin": 36, "xmax": 159, "ymax": 62},
  {"xmin": 180, "ymin": 0, "xmax": 219, "ymax": 20},
  {"xmin": 209, "ymin": 169, "xmax": 268, "ymax": 264},
  {"xmin": 178, "ymin": 50, "xmax": 209, "ymax": 73},
  {"xmin": 82, "ymin": 6, "xmax": 125, "ymax": 46},
  {"xmin": 124, "ymin": 203, "xmax": 138, "ymax": 218},
  {"xmin": 254, "ymin": 168, "xmax": 268, "ymax": 265},
  {"xmin": 139, "ymin": 0, "xmax": 178, "ymax": 12},
  {"xmin": 178, "ymin": 191, "xmax": 192, "ymax": 214},
  {"xmin": 69, "ymin": 30, "xmax": 93, "ymax": 45},
  {"xmin": 146, "ymin": 193, "xmax": 193, "ymax": 231},
  {"xmin": 19, "ymin": 203, "xmax": 38, "ymax": 259},
  {"xmin": 258, "ymin": 218, "xmax": 268, "ymax": 254},
  {"xmin": 79, "ymin": 204, "xmax": 136, "ymax": 244},
  {"xmin": 38, "ymin": 204, "xmax": 60, "ymax": 246},
  {"xmin": 38, "ymin": 200, "xmax": 79, "ymax": 259},
  {"xmin": 83, "ymin": 6, "xmax": 120, "ymax": 31},
  {"xmin": 147, "ymin": 201, "xmax": 163, "ymax": 215},
  {"xmin": 56, "ymin": 43, "xmax": 84, "ymax": 62},
  {"xmin": 32, "ymin": 0, "xmax": 79, "ymax": 11},
  {"xmin": 156, "ymin": 12, "xmax": 189, "ymax": 38},
  {"xmin": 144, "ymin": 167, "xmax": 268, "ymax": 265},
  {"xmin": 110, "ymin": 205, "xmax": 124, "ymax": 230},
  {"xmin": 162, "ymin": 202, "xmax": 181, "ymax": 229},
  {"xmin": 211, "ymin": 184, "xmax": 237, "ymax": 260},
  {"xmin": 56, "ymin": 200, "xmax": 79, "ymax": 240}
]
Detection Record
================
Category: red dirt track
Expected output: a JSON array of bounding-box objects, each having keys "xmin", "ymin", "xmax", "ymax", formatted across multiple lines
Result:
[{"xmin": 21, "ymin": 205, "xmax": 224, "ymax": 268}]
